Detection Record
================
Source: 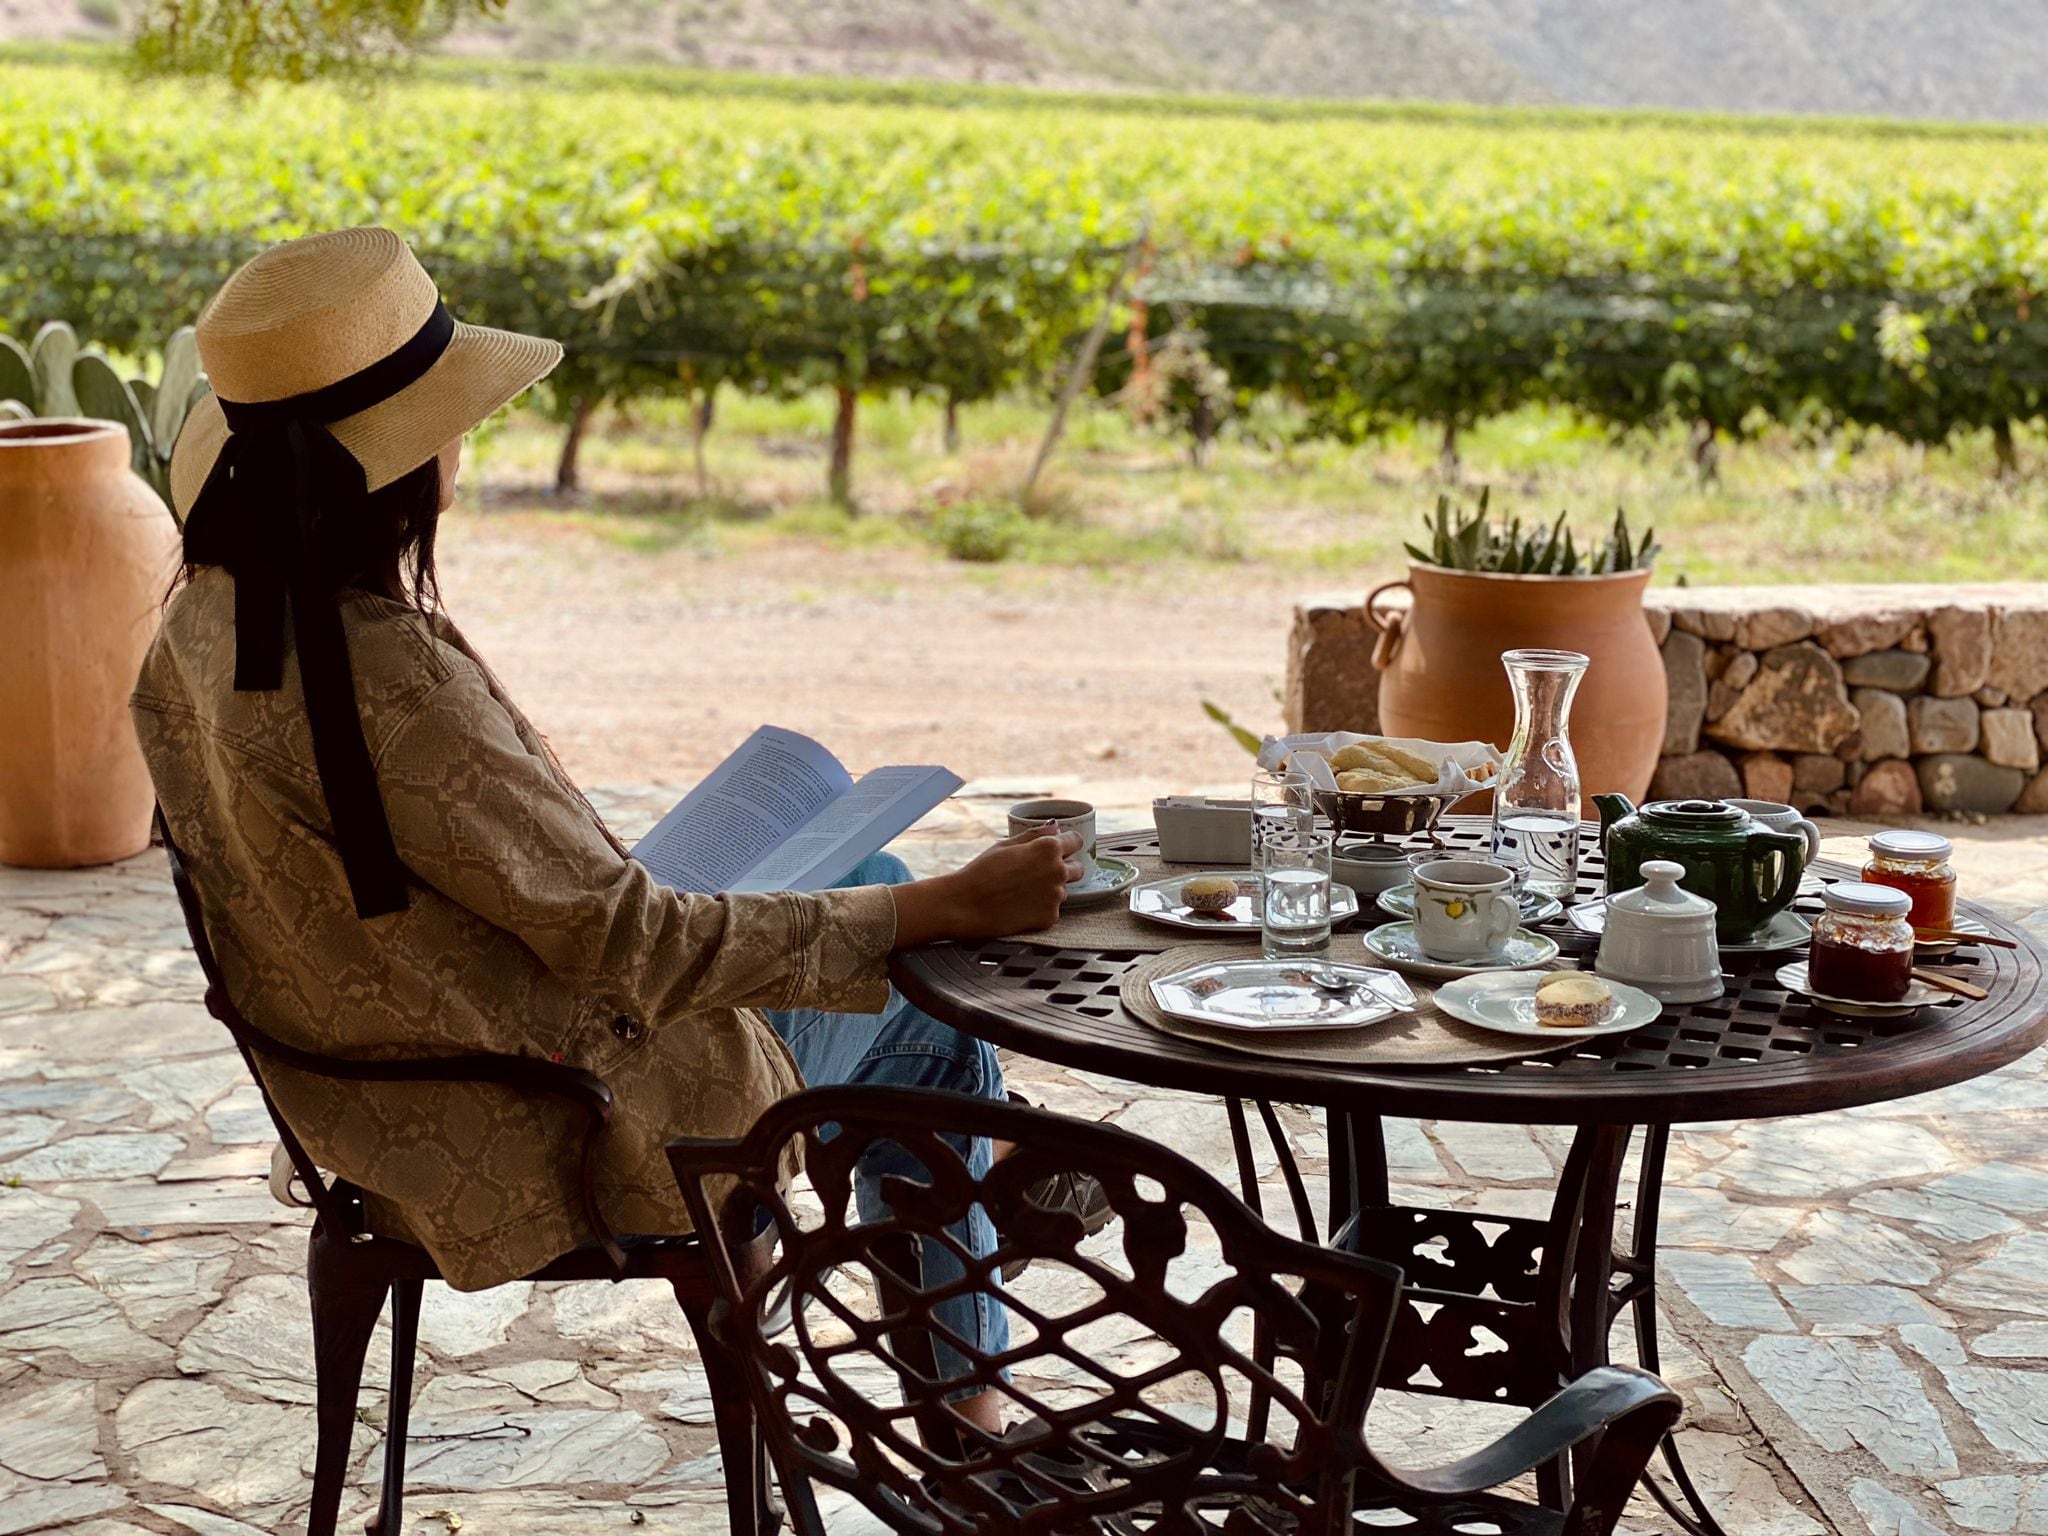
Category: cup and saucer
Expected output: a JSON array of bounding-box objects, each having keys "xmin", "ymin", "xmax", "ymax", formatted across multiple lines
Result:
[
  {"xmin": 1009, "ymin": 798, "xmax": 1140, "ymax": 910},
  {"xmin": 1364, "ymin": 857, "xmax": 1561, "ymax": 978}
]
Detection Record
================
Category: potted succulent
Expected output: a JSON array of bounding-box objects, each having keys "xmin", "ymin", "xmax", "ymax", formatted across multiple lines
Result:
[
  {"xmin": 0, "ymin": 322, "xmax": 201, "ymax": 867},
  {"xmin": 1365, "ymin": 490, "xmax": 1667, "ymax": 800}
]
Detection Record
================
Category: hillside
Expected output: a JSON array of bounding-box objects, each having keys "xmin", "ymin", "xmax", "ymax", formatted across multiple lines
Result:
[{"xmin": 6, "ymin": 0, "xmax": 2048, "ymax": 121}]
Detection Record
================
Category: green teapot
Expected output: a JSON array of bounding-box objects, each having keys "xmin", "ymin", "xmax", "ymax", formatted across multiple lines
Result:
[{"xmin": 1591, "ymin": 796, "xmax": 1808, "ymax": 943}]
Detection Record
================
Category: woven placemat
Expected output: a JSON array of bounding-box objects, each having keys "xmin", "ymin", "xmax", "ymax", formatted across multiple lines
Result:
[
  {"xmin": 1117, "ymin": 944, "xmax": 1566, "ymax": 1067},
  {"xmin": 1017, "ymin": 857, "xmax": 1372, "ymax": 955}
]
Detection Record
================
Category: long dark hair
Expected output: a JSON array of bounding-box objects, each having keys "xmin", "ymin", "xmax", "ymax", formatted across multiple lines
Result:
[{"xmin": 176, "ymin": 456, "xmax": 444, "ymax": 613}]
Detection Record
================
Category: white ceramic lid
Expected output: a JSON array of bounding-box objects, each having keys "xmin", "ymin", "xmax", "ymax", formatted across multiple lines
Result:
[
  {"xmin": 1607, "ymin": 859, "xmax": 1717, "ymax": 919},
  {"xmin": 1870, "ymin": 829, "xmax": 1954, "ymax": 862},
  {"xmin": 1823, "ymin": 881, "xmax": 1913, "ymax": 918}
]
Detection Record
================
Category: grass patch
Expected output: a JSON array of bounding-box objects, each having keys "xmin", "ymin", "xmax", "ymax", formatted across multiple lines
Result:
[{"xmin": 475, "ymin": 391, "xmax": 2048, "ymax": 583}]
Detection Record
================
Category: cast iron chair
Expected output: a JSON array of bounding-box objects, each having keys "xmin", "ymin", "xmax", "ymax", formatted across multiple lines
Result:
[
  {"xmin": 160, "ymin": 817, "xmax": 770, "ymax": 1536},
  {"xmin": 668, "ymin": 1086, "xmax": 1681, "ymax": 1536}
]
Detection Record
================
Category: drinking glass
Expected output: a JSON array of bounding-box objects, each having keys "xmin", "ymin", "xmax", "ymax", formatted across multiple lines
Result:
[
  {"xmin": 1489, "ymin": 648, "xmax": 1589, "ymax": 900},
  {"xmin": 1260, "ymin": 827, "xmax": 1334, "ymax": 961},
  {"xmin": 1250, "ymin": 766, "xmax": 1316, "ymax": 870}
]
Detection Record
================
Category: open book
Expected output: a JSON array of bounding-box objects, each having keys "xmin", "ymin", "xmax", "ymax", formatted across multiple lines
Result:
[{"xmin": 630, "ymin": 726, "xmax": 961, "ymax": 895}]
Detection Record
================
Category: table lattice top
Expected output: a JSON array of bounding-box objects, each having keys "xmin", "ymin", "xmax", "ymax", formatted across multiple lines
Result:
[{"xmin": 889, "ymin": 818, "xmax": 2048, "ymax": 1125}]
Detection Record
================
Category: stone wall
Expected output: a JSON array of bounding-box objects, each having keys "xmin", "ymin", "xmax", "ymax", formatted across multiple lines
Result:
[{"xmin": 1284, "ymin": 584, "xmax": 2048, "ymax": 816}]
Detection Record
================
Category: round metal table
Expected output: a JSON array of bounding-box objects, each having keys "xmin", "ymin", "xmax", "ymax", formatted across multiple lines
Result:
[{"xmin": 890, "ymin": 818, "xmax": 2048, "ymax": 1534}]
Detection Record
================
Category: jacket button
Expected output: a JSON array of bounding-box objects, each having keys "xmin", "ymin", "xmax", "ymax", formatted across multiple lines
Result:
[{"xmin": 611, "ymin": 1013, "xmax": 643, "ymax": 1042}]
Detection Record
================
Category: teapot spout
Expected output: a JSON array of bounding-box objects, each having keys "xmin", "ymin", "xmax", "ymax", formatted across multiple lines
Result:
[{"xmin": 1592, "ymin": 793, "xmax": 1636, "ymax": 838}]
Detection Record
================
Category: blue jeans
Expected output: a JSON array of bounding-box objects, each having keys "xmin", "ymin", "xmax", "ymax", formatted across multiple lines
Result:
[{"xmin": 765, "ymin": 851, "xmax": 1009, "ymax": 1387}]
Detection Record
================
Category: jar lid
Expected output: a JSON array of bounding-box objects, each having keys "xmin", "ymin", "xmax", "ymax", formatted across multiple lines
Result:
[
  {"xmin": 1823, "ymin": 882, "xmax": 1913, "ymax": 918},
  {"xmin": 1869, "ymin": 829, "xmax": 1954, "ymax": 862}
]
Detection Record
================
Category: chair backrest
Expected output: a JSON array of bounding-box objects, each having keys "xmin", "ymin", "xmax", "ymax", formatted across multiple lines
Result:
[
  {"xmin": 158, "ymin": 811, "xmax": 628, "ymax": 1267},
  {"xmin": 161, "ymin": 814, "xmax": 368, "ymax": 1237},
  {"xmin": 668, "ymin": 1086, "xmax": 1409, "ymax": 1536}
]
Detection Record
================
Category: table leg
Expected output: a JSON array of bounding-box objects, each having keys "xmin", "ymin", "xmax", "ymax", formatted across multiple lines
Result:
[
  {"xmin": 1534, "ymin": 1124, "xmax": 1631, "ymax": 1511},
  {"xmin": 1325, "ymin": 1106, "xmax": 1390, "ymax": 1244},
  {"xmin": 1616, "ymin": 1124, "xmax": 1732, "ymax": 1536}
]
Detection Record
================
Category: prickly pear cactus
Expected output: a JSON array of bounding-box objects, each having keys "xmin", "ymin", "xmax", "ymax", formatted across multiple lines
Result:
[
  {"xmin": 154, "ymin": 328, "xmax": 202, "ymax": 451},
  {"xmin": 29, "ymin": 321, "xmax": 79, "ymax": 418},
  {"xmin": 0, "ymin": 334, "xmax": 34, "ymax": 414},
  {"xmin": 73, "ymin": 351, "xmax": 156, "ymax": 483}
]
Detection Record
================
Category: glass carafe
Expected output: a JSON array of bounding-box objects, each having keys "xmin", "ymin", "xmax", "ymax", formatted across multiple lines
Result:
[{"xmin": 1489, "ymin": 648, "xmax": 1589, "ymax": 900}]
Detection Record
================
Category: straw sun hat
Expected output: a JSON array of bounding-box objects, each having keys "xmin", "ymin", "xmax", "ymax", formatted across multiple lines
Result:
[
  {"xmin": 169, "ymin": 226, "xmax": 561, "ymax": 516},
  {"xmin": 173, "ymin": 227, "xmax": 561, "ymax": 921}
]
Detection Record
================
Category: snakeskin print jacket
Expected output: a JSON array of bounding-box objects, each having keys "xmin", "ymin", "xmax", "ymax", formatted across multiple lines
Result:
[{"xmin": 132, "ymin": 568, "xmax": 898, "ymax": 1289}]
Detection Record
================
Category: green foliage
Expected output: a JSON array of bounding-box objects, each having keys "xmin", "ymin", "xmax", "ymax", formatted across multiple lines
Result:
[
  {"xmin": 131, "ymin": 1, "xmax": 508, "ymax": 85},
  {"xmin": 9, "ymin": 54, "xmax": 2048, "ymax": 471},
  {"xmin": 1201, "ymin": 699, "xmax": 1265, "ymax": 756},
  {"xmin": 925, "ymin": 499, "xmax": 1029, "ymax": 563},
  {"xmin": 1405, "ymin": 489, "xmax": 1659, "ymax": 575},
  {"xmin": 0, "ymin": 318, "xmax": 213, "ymax": 512}
]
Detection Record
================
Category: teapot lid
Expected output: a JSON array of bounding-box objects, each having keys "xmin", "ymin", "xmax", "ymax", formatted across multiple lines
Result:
[
  {"xmin": 1606, "ymin": 859, "xmax": 1718, "ymax": 920},
  {"xmin": 1642, "ymin": 799, "xmax": 1747, "ymax": 826}
]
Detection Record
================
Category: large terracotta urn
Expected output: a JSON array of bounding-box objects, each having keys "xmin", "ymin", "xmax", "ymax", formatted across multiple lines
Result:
[
  {"xmin": 1367, "ymin": 562, "xmax": 1667, "ymax": 803},
  {"xmin": 0, "ymin": 421, "xmax": 180, "ymax": 867}
]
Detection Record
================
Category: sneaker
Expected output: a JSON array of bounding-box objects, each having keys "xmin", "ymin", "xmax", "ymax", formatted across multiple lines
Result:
[{"xmin": 1000, "ymin": 1096, "xmax": 1115, "ymax": 1279}]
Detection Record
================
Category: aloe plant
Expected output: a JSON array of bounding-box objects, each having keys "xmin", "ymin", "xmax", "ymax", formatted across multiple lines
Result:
[
  {"xmin": 0, "ymin": 323, "xmax": 211, "ymax": 515},
  {"xmin": 1405, "ymin": 488, "xmax": 1659, "ymax": 576}
]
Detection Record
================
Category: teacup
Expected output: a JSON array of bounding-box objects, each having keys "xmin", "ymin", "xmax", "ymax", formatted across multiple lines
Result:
[
  {"xmin": 1009, "ymin": 798, "xmax": 1100, "ymax": 883},
  {"xmin": 1411, "ymin": 859, "xmax": 1521, "ymax": 961},
  {"xmin": 1723, "ymin": 799, "xmax": 1821, "ymax": 863}
]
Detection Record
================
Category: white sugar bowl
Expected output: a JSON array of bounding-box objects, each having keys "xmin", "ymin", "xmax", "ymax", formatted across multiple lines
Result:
[{"xmin": 1595, "ymin": 859, "xmax": 1725, "ymax": 1004}]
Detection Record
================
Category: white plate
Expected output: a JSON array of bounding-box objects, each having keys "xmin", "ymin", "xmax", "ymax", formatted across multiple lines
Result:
[
  {"xmin": 1433, "ymin": 971, "xmax": 1663, "ymax": 1040},
  {"xmin": 1361, "ymin": 921, "xmax": 1561, "ymax": 979},
  {"xmin": 1129, "ymin": 871, "xmax": 1360, "ymax": 934},
  {"xmin": 1377, "ymin": 883, "xmax": 1564, "ymax": 926},
  {"xmin": 1061, "ymin": 857, "xmax": 1141, "ymax": 910},
  {"xmin": 1566, "ymin": 904, "xmax": 1813, "ymax": 953},
  {"xmin": 1916, "ymin": 914, "xmax": 1989, "ymax": 957},
  {"xmin": 1774, "ymin": 961, "xmax": 1953, "ymax": 1017},
  {"xmin": 1149, "ymin": 959, "xmax": 1404, "ymax": 1033}
]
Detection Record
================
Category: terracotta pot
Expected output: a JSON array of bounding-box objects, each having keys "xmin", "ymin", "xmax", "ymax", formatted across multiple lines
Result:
[
  {"xmin": 1366, "ymin": 562, "xmax": 1667, "ymax": 805},
  {"xmin": 0, "ymin": 421, "xmax": 180, "ymax": 867}
]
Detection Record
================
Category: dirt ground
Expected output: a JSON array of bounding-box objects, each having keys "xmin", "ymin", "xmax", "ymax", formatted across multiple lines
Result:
[{"xmin": 436, "ymin": 510, "xmax": 1316, "ymax": 796}]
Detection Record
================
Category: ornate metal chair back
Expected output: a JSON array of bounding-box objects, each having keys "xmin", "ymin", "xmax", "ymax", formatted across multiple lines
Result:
[{"xmin": 669, "ymin": 1085, "xmax": 1409, "ymax": 1536}]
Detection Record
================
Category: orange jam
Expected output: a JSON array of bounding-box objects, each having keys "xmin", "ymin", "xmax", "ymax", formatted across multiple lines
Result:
[{"xmin": 1862, "ymin": 830, "xmax": 1957, "ymax": 935}]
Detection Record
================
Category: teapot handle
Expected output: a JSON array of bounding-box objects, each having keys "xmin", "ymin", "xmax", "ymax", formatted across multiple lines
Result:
[{"xmin": 1749, "ymin": 827, "xmax": 1808, "ymax": 912}]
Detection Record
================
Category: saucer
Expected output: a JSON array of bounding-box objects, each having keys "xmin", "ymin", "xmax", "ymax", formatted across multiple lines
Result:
[
  {"xmin": 1433, "ymin": 971, "xmax": 1662, "ymax": 1040},
  {"xmin": 1361, "ymin": 921, "xmax": 1561, "ymax": 979},
  {"xmin": 1916, "ymin": 914, "xmax": 1989, "ymax": 957},
  {"xmin": 1774, "ymin": 961, "xmax": 1953, "ymax": 1018},
  {"xmin": 1061, "ymin": 857, "xmax": 1140, "ymax": 910},
  {"xmin": 1567, "ymin": 904, "xmax": 1812, "ymax": 953},
  {"xmin": 1379, "ymin": 883, "xmax": 1563, "ymax": 927}
]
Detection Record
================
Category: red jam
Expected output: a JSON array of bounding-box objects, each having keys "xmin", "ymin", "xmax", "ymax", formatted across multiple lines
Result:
[
  {"xmin": 1861, "ymin": 863, "xmax": 1957, "ymax": 934},
  {"xmin": 1809, "ymin": 931, "xmax": 1914, "ymax": 1002}
]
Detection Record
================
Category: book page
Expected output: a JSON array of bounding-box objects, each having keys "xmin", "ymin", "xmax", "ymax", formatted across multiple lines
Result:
[
  {"xmin": 727, "ymin": 765, "xmax": 963, "ymax": 894},
  {"xmin": 630, "ymin": 726, "xmax": 854, "ymax": 893}
]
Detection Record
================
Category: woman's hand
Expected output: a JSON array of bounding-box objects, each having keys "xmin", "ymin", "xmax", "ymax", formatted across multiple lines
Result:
[{"xmin": 891, "ymin": 825, "xmax": 1084, "ymax": 948}]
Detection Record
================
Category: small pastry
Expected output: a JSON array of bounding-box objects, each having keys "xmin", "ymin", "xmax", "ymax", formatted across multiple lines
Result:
[
  {"xmin": 1534, "ymin": 973, "xmax": 1615, "ymax": 1028},
  {"xmin": 1182, "ymin": 875, "xmax": 1239, "ymax": 913}
]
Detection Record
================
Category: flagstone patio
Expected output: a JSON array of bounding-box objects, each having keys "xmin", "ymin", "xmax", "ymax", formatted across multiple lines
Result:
[{"xmin": 3, "ymin": 788, "xmax": 2046, "ymax": 1535}]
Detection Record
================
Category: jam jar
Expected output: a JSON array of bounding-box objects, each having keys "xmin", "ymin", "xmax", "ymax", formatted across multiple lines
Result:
[
  {"xmin": 1862, "ymin": 830, "xmax": 1957, "ymax": 934},
  {"xmin": 1809, "ymin": 883, "xmax": 1916, "ymax": 1002}
]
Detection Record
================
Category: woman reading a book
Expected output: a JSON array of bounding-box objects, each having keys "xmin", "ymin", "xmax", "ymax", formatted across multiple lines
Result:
[{"xmin": 134, "ymin": 229, "xmax": 1096, "ymax": 1431}]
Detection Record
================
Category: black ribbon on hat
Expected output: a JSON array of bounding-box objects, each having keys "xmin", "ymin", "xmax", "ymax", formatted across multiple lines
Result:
[{"xmin": 181, "ymin": 301, "xmax": 457, "ymax": 919}]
